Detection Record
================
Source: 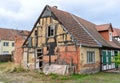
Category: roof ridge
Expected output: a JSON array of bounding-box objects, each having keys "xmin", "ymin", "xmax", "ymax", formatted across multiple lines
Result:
[
  {"xmin": 70, "ymin": 13, "xmax": 101, "ymax": 47},
  {"xmin": 97, "ymin": 23, "xmax": 111, "ymax": 26}
]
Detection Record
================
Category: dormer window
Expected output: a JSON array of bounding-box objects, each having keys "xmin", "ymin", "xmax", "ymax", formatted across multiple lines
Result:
[
  {"xmin": 47, "ymin": 24, "xmax": 55, "ymax": 37},
  {"xmin": 109, "ymin": 32, "xmax": 112, "ymax": 41}
]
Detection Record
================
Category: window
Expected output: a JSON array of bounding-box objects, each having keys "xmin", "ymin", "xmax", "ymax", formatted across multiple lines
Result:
[
  {"xmin": 28, "ymin": 37, "xmax": 32, "ymax": 47},
  {"xmin": 3, "ymin": 42, "xmax": 9, "ymax": 46},
  {"xmin": 47, "ymin": 25, "xmax": 55, "ymax": 37},
  {"xmin": 87, "ymin": 51, "xmax": 95, "ymax": 63},
  {"xmin": 34, "ymin": 30, "xmax": 38, "ymax": 36},
  {"xmin": 37, "ymin": 49, "xmax": 43, "ymax": 59},
  {"xmin": 3, "ymin": 51, "xmax": 9, "ymax": 54},
  {"xmin": 12, "ymin": 43, "xmax": 14, "ymax": 47},
  {"xmin": 111, "ymin": 50, "xmax": 114, "ymax": 56},
  {"xmin": 109, "ymin": 32, "xmax": 112, "ymax": 41}
]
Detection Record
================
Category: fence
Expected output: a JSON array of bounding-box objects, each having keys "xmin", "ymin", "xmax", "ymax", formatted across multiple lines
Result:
[{"xmin": 0, "ymin": 54, "xmax": 12, "ymax": 62}]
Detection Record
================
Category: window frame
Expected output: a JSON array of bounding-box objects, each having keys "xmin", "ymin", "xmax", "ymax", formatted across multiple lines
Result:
[
  {"xmin": 12, "ymin": 42, "xmax": 14, "ymax": 47},
  {"xmin": 3, "ymin": 51, "xmax": 9, "ymax": 54},
  {"xmin": 109, "ymin": 32, "xmax": 112, "ymax": 41},
  {"xmin": 87, "ymin": 51, "xmax": 95, "ymax": 63},
  {"xmin": 34, "ymin": 30, "xmax": 38, "ymax": 36},
  {"xmin": 36, "ymin": 48, "xmax": 43, "ymax": 59},
  {"xmin": 3, "ymin": 42, "xmax": 9, "ymax": 46},
  {"xmin": 47, "ymin": 24, "xmax": 55, "ymax": 37}
]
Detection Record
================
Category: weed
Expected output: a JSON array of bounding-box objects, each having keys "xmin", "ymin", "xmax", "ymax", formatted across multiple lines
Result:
[
  {"xmin": 70, "ymin": 73, "xmax": 88, "ymax": 79},
  {"xmin": 49, "ymin": 73, "xmax": 59, "ymax": 79},
  {"xmin": 11, "ymin": 66, "xmax": 29, "ymax": 73},
  {"xmin": 60, "ymin": 76, "xmax": 70, "ymax": 80}
]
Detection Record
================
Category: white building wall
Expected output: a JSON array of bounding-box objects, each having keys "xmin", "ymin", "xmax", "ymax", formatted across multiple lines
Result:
[{"xmin": 0, "ymin": 40, "xmax": 2, "ymax": 54}]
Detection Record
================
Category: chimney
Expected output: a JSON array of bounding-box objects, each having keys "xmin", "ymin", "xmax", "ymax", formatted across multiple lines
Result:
[{"xmin": 53, "ymin": 6, "xmax": 58, "ymax": 8}]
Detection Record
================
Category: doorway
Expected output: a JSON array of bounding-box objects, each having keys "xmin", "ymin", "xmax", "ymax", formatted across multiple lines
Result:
[{"xmin": 37, "ymin": 48, "xmax": 43, "ymax": 69}]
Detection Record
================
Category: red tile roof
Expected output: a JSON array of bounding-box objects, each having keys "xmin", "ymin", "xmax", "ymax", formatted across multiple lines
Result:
[
  {"xmin": 49, "ymin": 6, "xmax": 113, "ymax": 47},
  {"xmin": 49, "ymin": 6, "xmax": 100, "ymax": 47},
  {"xmin": 113, "ymin": 28, "xmax": 120, "ymax": 37},
  {"xmin": 49, "ymin": 6, "xmax": 120, "ymax": 49},
  {"xmin": 96, "ymin": 24, "xmax": 112, "ymax": 31},
  {"xmin": 23, "ymin": 5, "xmax": 120, "ymax": 49},
  {"xmin": 0, "ymin": 28, "xmax": 29, "ymax": 41}
]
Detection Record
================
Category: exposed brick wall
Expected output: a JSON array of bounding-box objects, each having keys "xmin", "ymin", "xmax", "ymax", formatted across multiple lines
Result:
[
  {"xmin": 14, "ymin": 36, "xmax": 25, "ymax": 65},
  {"xmin": 42, "ymin": 46, "xmax": 80, "ymax": 72}
]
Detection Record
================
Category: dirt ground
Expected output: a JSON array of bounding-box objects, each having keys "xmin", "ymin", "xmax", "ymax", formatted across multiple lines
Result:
[
  {"xmin": 0, "ymin": 62, "xmax": 120, "ymax": 83},
  {"xmin": 0, "ymin": 62, "xmax": 72, "ymax": 83}
]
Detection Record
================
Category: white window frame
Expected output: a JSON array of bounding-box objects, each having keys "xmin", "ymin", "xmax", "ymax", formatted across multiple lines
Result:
[
  {"xmin": 87, "ymin": 51, "xmax": 95, "ymax": 63},
  {"xmin": 111, "ymin": 50, "xmax": 114, "ymax": 56},
  {"xmin": 109, "ymin": 32, "xmax": 112, "ymax": 41},
  {"xmin": 106, "ymin": 50, "xmax": 108, "ymax": 55},
  {"xmin": 3, "ymin": 42, "xmax": 9, "ymax": 46}
]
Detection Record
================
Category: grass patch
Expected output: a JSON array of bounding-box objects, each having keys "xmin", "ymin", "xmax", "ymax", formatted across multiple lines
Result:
[
  {"xmin": 49, "ymin": 73, "xmax": 59, "ymax": 79},
  {"xmin": 0, "ymin": 62, "xmax": 29, "ymax": 73},
  {"xmin": 47, "ymin": 73, "xmax": 88, "ymax": 81},
  {"xmin": 0, "ymin": 62, "xmax": 13, "ymax": 72},
  {"xmin": 60, "ymin": 75, "xmax": 70, "ymax": 80},
  {"xmin": 70, "ymin": 73, "xmax": 88, "ymax": 79},
  {"xmin": 11, "ymin": 66, "xmax": 28, "ymax": 73}
]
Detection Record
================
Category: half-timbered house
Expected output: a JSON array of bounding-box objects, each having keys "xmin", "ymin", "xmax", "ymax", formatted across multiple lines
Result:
[{"xmin": 22, "ymin": 5, "xmax": 120, "ymax": 74}]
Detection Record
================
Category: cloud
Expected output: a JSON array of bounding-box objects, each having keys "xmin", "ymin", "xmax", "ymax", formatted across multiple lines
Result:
[{"xmin": 0, "ymin": 0, "xmax": 120, "ymax": 30}]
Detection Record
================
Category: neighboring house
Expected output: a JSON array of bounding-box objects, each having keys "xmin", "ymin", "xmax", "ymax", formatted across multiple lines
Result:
[
  {"xmin": 0, "ymin": 40, "xmax": 14, "ymax": 54},
  {"xmin": 14, "ymin": 30, "xmax": 29, "ymax": 65},
  {"xmin": 0, "ymin": 28, "xmax": 28, "ymax": 55},
  {"xmin": 22, "ymin": 5, "xmax": 120, "ymax": 74},
  {"xmin": 0, "ymin": 28, "xmax": 18, "ymax": 55},
  {"xmin": 113, "ymin": 28, "xmax": 120, "ymax": 43},
  {"xmin": 96, "ymin": 24, "xmax": 120, "ymax": 70}
]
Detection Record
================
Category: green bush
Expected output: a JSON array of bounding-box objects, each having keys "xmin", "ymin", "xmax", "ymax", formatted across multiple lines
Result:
[{"xmin": 112, "ymin": 53, "xmax": 120, "ymax": 64}]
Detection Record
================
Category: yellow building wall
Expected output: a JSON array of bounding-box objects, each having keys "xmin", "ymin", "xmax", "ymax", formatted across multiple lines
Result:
[
  {"xmin": 80, "ymin": 47, "xmax": 100, "ymax": 74},
  {"xmin": 24, "ymin": 16, "xmax": 74, "ymax": 69},
  {"xmin": 1, "ymin": 40, "xmax": 15, "ymax": 54},
  {"xmin": 27, "ymin": 17, "xmax": 73, "ymax": 47}
]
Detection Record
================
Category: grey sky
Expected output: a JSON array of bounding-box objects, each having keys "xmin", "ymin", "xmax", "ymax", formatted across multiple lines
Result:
[{"xmin": 0, "ymin": 0, "xmax": 120, "ymax": 30}]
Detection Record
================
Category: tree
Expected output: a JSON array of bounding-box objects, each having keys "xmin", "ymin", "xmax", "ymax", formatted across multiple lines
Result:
[{"xmin": 112, "ymin": 53, "xmax": 120, "ymax": 69}]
